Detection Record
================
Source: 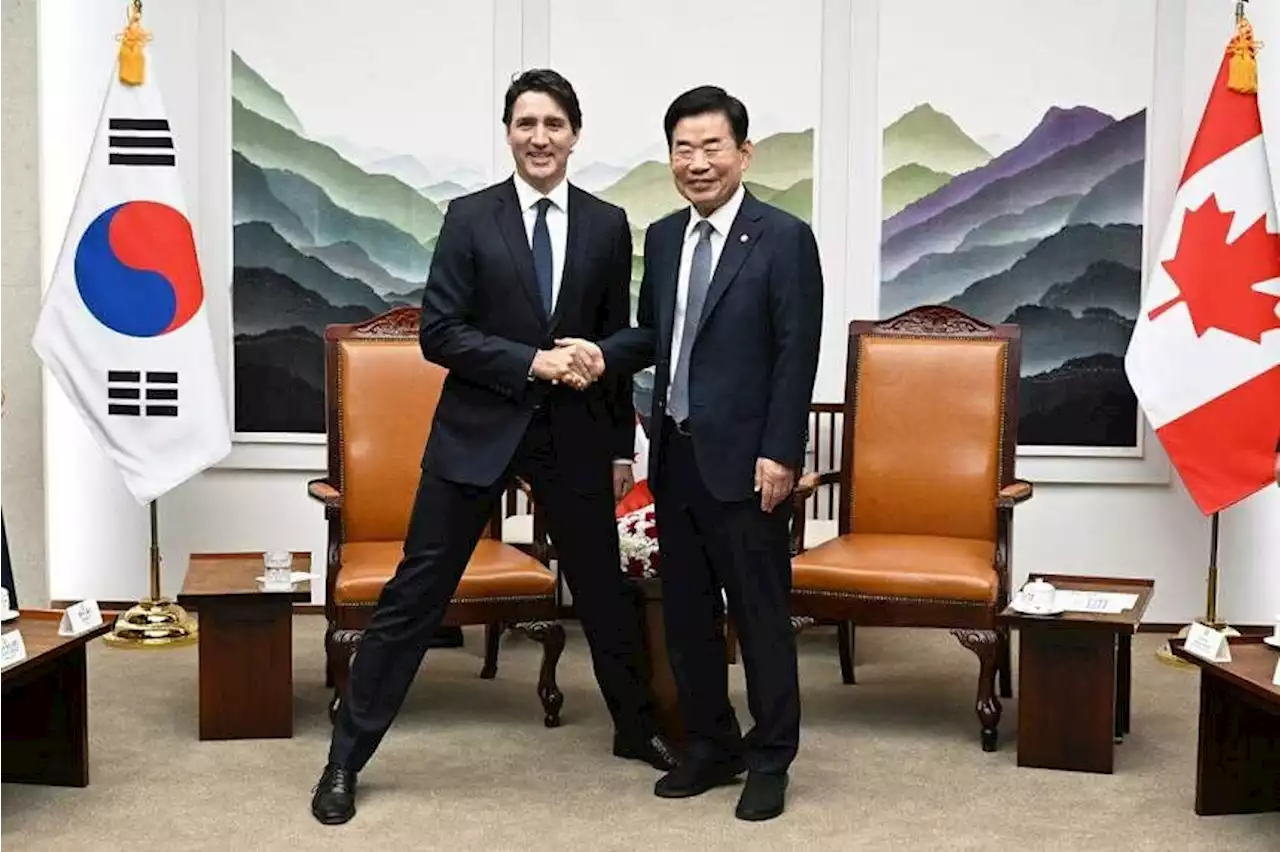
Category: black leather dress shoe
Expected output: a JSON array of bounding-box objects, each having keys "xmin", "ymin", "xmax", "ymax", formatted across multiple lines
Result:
[
  {"xmin": 613, "ymin": 732, "xmax": 680, "ymax": 771},
  {"xmin": 735, "ymin": 771, "xmax": 787, "ymax": 821},
  {"xmin": 653, "ymin": 756, "xmax": 746, "ymax": 798},
  {"xmin": 311, "ymin": 763, "xmax": 357, "ymax": 825}
]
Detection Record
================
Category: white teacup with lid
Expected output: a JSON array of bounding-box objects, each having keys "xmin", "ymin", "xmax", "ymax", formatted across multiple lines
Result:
[{"xmin": 1020, "ymin": 577, "xmax": 1057, "ymax": 613}]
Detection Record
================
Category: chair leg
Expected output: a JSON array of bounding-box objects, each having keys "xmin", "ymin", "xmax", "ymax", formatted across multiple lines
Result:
[
  {"xmin": 997, "ymin": 626, "xmax": 1013, "ymax": 699},
  {"xmin": 838, "ymin": 621, "xmax": 857, "ymax": 685},
  {"xmin": 952, "ymin": 628, "xmax": 1002, "ymax": 752},
  {"xmin": 480, "ymin": 622, "xmax": 503, "ymax": 679},
  {"xmin": 324, "ymin": 622, "xmax": 336, "ymax": 688},
  {"xmin": 515, "ymin": 621, "xmax": 566, "ymax": 728},
  {"xmin": 327, "ymin": 628, "xmax": 359, "ymax": 725}
]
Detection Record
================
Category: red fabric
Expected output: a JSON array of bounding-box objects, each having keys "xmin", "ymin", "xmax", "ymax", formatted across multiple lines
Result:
[
  {"xmin": 1156, "ymin": 366, "xmax": 1280, "ymax": 514},
  {"xmin": 1180, "ymin": 57, "xmax": 1264, "ymax": 185},
  {"xmin": 615, "ymin": 479, "xmax": 654, "ymax": 517}
]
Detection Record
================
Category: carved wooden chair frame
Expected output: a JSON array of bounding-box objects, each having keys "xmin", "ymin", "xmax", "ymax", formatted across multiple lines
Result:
[
  {"xmin": 306, "ymin": 307, "xmax": 566, "ymax": 727},
  {"xmin": 789, "ymin": 305, "xmax": 1033, "ymax": 751}
]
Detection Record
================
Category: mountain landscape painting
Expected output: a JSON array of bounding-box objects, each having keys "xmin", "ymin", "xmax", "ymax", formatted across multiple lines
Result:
[
  {"xmin": 548, "ymin": 0, "xmax": 820, "ymax": 413},
  {"xmin": 229, "ymin": 1, "xmax": 493, "ymax": 435},
  {"xmin": 878, "ymin": 0, "xmax": 1156, "ymax": 452}
]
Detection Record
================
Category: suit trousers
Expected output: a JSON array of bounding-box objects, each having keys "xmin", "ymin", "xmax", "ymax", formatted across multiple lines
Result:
[
  {"xmin": 329, "ymin": 408, "xmax": 653, "ymax": 771},
  {"xmin": 654, "ymin": 419, "xmax": 800, "ymax": 775}
]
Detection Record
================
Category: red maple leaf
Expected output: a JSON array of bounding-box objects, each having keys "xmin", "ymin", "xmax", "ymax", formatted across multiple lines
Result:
[{"xmin": 1151, "ymin": 194, "xmax": 1280, "ymax": 343}]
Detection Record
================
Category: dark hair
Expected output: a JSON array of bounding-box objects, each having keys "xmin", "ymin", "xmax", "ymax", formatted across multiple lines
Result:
[
  {"xmin": 502, "ymin": 69, "xmax": 582, "ymax": 132},
  {"xmin": 663, "ymin": 85, "xmax": 749, "ymax": 148}
]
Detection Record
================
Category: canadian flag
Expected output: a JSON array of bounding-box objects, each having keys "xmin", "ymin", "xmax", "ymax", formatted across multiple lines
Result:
[{"xmin": 1124, "ymin": 32, "xmax": 1280, "ymax": 515}]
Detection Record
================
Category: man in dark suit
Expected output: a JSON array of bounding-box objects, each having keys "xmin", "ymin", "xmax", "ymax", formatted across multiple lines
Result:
[
  {"xmin": 567, "ymin": 86, "xmax": 822, "ymax": 821},
  {"xmin": 310, "ymin": 69, "xmax": 677, "ymax": 826}
]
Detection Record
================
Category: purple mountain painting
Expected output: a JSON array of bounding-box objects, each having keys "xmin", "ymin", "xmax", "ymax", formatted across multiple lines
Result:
[{"xmin": 880, "ymin": 104, "xmax": 1147, "ymax": 449}]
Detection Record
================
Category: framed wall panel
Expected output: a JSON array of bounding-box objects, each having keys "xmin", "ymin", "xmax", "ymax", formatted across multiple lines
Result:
[
  {"xmin": 877, "ymin": 0, "xmax": 1158, "ymax": 460},
  {"xmin": 226, "ymin": 0, "xmax": 498, "ymax": 441}
]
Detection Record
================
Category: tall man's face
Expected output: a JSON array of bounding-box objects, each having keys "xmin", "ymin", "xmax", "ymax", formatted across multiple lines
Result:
[
  {"xmin": 669, "ymin": 111, "xmax": 752, "ymax": 216},
  {"xmin": 507, "ymin": 91, "xmax": 577, "ymax": 192}
]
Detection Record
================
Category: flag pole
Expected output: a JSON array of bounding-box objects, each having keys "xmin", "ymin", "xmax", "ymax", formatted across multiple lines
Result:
[
  {"xmin": 98, "ymin": 0, "xmax": 198, "ymax": 648},
  {"xmin": 104, "ymin": 498, "xmax": 199, "ymax": 648},
  {"xmin": 1157, "ymin": 510, "xmax": 1240, "ymax": 667},
  {"xmin": 1150, "ymin": 0, "xmax": 1261, "ymax": 671}
]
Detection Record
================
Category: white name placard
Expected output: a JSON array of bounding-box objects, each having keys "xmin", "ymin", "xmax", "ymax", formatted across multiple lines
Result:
[
  {"xmin": 1, "ymin": 630, "xmax": 27, "ymax": 668},
  {"xmin": 58, "ymin": 599, "xmax": 103, "ymax": 636},
  {"xmin": 1183, "ymin": 622, "xmax": 1231, "ymax": 664}
]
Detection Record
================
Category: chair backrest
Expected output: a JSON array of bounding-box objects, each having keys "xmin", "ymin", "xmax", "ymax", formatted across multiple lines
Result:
[
  {"xmin": 324, "ymin": 307, "xmax": 487, "ymax": 544},
  {"xmin": 840, "ymin": 306, "xmax": 1019, "ymax": 542}
]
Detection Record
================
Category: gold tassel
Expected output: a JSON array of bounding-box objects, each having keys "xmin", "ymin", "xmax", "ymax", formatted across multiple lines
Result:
[
  {"xmin": 117, "ymin": 1, "xmax": 151, "ymax": 86},
  {"xmin": 1227, "ymin": 13, "xmax": 1261, "ymax": 94}
]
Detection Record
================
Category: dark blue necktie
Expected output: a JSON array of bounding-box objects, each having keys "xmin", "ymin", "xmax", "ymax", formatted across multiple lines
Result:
[{"xmin": 532, "ymin": 197, "xmax": 553, "ymax": 315}]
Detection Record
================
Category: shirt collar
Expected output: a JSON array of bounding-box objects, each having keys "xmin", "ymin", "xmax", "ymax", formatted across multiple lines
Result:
[
  {"xmin": 513, "ymin": 171, "xmax": 570, "ymax": 214},
  {"xmin": 685, "ymin": 182, "xmax": 745, "ymax": 240}
]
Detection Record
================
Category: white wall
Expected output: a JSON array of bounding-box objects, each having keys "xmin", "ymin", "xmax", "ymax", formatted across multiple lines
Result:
[
  {"xmin": 34, "ymin": 0, "xmax": 1279, "ymax": 623},
  {"xmin": 2, "ymin": 0, "xmax": 48, "ymax": 606}
]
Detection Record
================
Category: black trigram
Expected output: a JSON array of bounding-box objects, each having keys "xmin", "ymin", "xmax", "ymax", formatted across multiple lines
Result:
[
  {"xmin": 108, "ymin": 118, "xmax": 175, "ymax": 167},
  {"xmin": 107, "ymin": 371, "xmax": 179, "ymax": 417}
]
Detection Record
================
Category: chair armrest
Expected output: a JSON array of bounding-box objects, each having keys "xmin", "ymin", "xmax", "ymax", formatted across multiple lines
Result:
[
  {"xmin": 997, "ymin": 479, "xmax": 1033, "ymax": 509},
  {"xmin": 793, "ymin": 470, "xmax": 839, "ymax": 503},
  {"xmin": 307, "ymin": 478, "xmax": 341, "ymax": 514}
]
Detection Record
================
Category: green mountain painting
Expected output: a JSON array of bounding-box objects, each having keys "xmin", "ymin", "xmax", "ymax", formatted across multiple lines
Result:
[
  {"xmin": 231, "ymin": 51, "xmax": 478, "ymax": 435},
  {"xmin": 232, "ymin": 46, "xmax": 813, "ymax": 435}
]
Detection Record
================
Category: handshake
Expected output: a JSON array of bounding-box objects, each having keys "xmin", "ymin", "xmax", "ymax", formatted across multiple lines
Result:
[{"xmin": 531, "ymin": 337, "xmax": 606, "ymax": 390}]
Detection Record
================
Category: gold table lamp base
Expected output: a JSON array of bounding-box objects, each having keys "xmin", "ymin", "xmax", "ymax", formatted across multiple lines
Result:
[{"xmin": 103, "ymin": 598, "xmax": 198, "ymax": 649}]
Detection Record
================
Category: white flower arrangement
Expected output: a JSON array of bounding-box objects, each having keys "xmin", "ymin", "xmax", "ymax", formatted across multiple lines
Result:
[{"xmin": 617, "ymin": 505, "xmax": 659, "ymax": 579}]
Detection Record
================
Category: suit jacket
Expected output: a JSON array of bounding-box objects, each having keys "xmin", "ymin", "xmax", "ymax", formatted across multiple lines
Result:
[
  {"xmin": 601, "ymin": 189, "xmax": 823, "ymax": 503},
  {"xmin": 417, "ymin": 177, "xmax": 635, "ymax": 488}
]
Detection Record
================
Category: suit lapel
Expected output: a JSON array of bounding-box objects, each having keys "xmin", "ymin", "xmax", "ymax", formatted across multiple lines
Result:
[
  {"xmin": 550, "ymin": 186, "xmax": 589, "ymax": 332},
  {"xmin": 698, "ymin": 192, "xmax": 764, "ymax": 332},
  {"xmin": 494, "ymin": 180, "xmax": 548, "ymax": 324}
]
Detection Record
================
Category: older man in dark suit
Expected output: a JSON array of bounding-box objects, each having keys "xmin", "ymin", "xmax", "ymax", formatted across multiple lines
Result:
[{"xmin": 569, "ymin": 85, "xmax": 824, "ymax": 821}]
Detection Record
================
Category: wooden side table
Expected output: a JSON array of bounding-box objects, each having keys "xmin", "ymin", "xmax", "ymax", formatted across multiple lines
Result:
[
  {"xmin": 1171, "ymin": 635, "xmax": 1280, "ymax": 815},
  {"xmin": 2, "ymin": 610, "xmax": 112, "ymax": 786},
  {"xmin": 178, "ymin": 552, "xmax": 310, "ymax": 740},
  {"xmin": 998, "ymin": 575, "xmax": 1155, "ymax": 774}
]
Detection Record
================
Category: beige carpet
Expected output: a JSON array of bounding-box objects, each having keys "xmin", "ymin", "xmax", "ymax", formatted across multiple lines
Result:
[{"xmin": 3, "ymin": 616, "xmax": 1278, "ymax": 851}]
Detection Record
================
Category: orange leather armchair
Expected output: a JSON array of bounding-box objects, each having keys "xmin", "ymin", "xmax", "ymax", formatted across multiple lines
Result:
[
  {"xmin": 789, "ymin": 306, "xmax": 1032, "ymax": 751},
  {"xmin": 307, "ymin": 308, "xmax": 566, "ymax": 727}
]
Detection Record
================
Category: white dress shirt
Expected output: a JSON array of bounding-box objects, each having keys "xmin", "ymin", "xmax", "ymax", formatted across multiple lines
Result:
[
  {"xmin": 667, "ymin": 182, "xmax": 746, "ymax": 404},
  {"xmin": 512, "ymin": 172, "xmax": 569, "ymax": 312}
]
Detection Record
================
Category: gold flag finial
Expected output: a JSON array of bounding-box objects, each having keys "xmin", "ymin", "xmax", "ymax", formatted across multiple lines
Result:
[
  {"xmin": 117, "ymin": 0, "xmax": 151, "ymax": 86},
  {"xmin": 1227, "ymin": 1, "xmax": 1261, "ymax": 94}
]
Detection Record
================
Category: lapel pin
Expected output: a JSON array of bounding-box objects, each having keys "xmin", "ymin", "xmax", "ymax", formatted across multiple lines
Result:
[{"xmin": 740, "ymin": 233, "xmax": 749, "ymax": 243}]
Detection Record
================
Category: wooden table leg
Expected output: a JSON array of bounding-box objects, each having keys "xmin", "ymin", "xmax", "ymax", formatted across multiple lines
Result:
[
  {"xmin": 1017, "ymin": 627, "xmax": 1118, "ymax": 773},
  {"xmin": 1115, "ymin": 632, "xmax": 1131, "ymax": 741},
  {"xmin": 632, "ymin": 580, "xmax": 685, "ymax": 745},
  {"xmin": 1194, "ymin": 673, "xmax": 1280, "ymax": 815},
  {"xmin": 198, "ymin": 599, "xmax": 295, "ymax": 740},
  {"xmin": 2, "ymin": 647, "xmax": 90, "ymax": 786}
]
